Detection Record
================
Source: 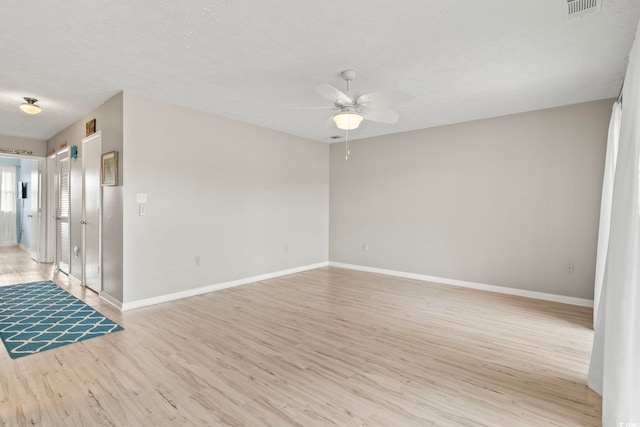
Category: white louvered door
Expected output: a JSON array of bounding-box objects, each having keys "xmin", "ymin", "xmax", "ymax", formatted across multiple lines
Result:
[{"xmin": 56, "ymin": 149, "xmax": 71, "ymax": 274}]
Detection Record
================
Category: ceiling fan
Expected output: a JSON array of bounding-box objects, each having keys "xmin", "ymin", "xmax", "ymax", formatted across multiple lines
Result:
[{"xmin": 316, "ymin": 70, "xmax": 415, "ymax": 131}]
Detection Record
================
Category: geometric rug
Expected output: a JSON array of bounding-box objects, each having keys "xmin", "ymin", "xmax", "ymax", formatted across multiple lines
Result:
[{"xmin": 0, "ymin": 280, "xmax": 123, "ymax": 359}]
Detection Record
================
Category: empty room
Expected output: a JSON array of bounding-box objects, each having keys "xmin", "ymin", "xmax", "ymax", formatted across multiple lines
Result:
[{"xmin": 1, "ymin": 1, "xmax": 639, "ymax": 426}]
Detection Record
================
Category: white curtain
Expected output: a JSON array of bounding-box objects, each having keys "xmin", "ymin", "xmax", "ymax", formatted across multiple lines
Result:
[
  {"xmin": 593, "ymin": 101, "xmax": 621, "ymax": 327},
  {"xmin": 0, "ymin": 165, "xmax": 18, "ymax": 246},
  {"xmin": 588, "ymin": 23, "xmax": 640, "ymax": 426}
]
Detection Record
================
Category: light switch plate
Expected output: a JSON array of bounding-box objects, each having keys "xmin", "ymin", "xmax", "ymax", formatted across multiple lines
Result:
[{"xmin": 136, "ymin": 193, "xmax": 148, "ymax": 204}]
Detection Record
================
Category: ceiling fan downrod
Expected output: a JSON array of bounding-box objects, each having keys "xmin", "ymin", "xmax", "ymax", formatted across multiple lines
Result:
[{"xmin": 341, "ymin": 69, "xmax": 357, "ymax": 94}]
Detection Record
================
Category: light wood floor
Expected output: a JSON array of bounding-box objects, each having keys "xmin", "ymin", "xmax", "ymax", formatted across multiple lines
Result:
[{"xmin": 0, "ymin": 246, "xmax": 601, "ymax": 426}]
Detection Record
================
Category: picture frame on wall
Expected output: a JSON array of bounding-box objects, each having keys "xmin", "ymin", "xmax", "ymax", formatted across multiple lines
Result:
[
  {"xmin": 101, "ymin": 151, "xmax": 118, "ymax": 186},
  {"xmin": 86, "ymin": 119, "xmax": 96, "ymax": 137}
]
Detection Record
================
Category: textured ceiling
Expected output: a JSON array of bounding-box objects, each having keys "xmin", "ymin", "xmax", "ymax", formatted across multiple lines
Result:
[{"xmin": 1, "ymin": 1, "xmax": 639, "ymax": 143}]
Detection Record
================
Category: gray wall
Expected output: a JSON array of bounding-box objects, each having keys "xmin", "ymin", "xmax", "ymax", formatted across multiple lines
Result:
[
  {"xmin": 122, "ymin": 93, "xmax": 329, "ymax": 303},
  {"xmin": 47, "ymin": 92, "xmax": 124, "ymax": 301},
  {"xmin": 330, "ymin": 99, "xmax": 612, "ymax": 299},
  {"xmin": 0, "ymin": 158, "xmax": 21, "ymax": 167},
  {"xmin": 0, "ymin": 135, "xmax": 47, "ymax": 156}
]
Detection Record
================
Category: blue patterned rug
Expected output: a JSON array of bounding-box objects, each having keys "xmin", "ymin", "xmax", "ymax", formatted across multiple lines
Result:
[{"xmin": 0, "ymin": 280, "xmax": 123, "ymax": 359}]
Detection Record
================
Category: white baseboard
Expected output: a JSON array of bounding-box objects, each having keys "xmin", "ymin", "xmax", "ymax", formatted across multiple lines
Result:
[
  {"xmin": 329, "ymin": 262, "xmax": 594, "ymax": 308},
  {"xmin": 121, "ymin": 262, "xmax": 329, "ymax": 311},
  {"xmin": 68, "ymin": 275, "xmax": 82, "ymax": 286},
  {"xmin": 19, "ymin": 243, "xmax": 30, "ymax": 252},
  {"xmin": 100, "ymin": 291, "xmax": 123, "ymax": 311}
]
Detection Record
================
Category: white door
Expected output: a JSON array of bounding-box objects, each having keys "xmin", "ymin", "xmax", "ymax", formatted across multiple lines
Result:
[
  {"xmin": 56, "ymin": 149, "xmax": 71, "ymax": 274},
  {"xmin": 83, "ymin": 133, "xmax": 101, "ymax": 293},
  {"xmin": 29, "ymin": 161, "xmax": 40, "ymax": 261},
  {"xmin": 45, "ymin": 155, "xmax": 56, "ymax": 263}
]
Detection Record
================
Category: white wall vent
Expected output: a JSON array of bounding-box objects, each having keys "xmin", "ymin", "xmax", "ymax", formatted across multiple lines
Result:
[{"xmin": 564, "ymin": 0, "xmax": 601, "ymax": 19}]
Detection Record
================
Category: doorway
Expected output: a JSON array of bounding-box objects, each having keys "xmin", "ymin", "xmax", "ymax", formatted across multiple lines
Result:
[
  {"xmin": 0, "ymin": 154, "xmax": 48, "ymax": 266},
  {"xmin": 82, "ymin": 132, "xmax": 101, "ymax": 293},
  {"xmin": 0, "ymin": 152, "xmax": 52, "ymax": 285}
]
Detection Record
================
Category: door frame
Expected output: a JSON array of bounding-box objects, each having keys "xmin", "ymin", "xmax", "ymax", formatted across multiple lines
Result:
[
  {"xmin": 0, "ymin": 153, "xmax": 47, "ymax": 262},
  {"xmin": 45, "ymin": 154, "xmax": 56, "ymax": 263},
  {"xmin": 82, "ymin": 131, "xmax": 102, "ymax": 292},
  {"xmin": 29, "ymin": 159, "xmax": 46, "ymax": 262}
]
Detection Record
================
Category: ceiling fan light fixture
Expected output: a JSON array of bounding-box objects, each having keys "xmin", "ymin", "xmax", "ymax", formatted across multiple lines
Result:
[
  {"xmin": 333, "ymin": 112, "xmax": 363, "ymax": 130},
  {"xmin": 20, "ymin": 97, "xmax": 41, "ymax": 114}
]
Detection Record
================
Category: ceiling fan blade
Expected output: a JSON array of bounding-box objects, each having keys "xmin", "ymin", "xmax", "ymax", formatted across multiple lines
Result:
[
  {"xmin": 325, "ymin": 116, "xmax": 337, "ymax": 128},
  {"xmin": 316, "ymin": 84, "xmax": 352, "ymax": 105},
  {"xmin": 357, "ymin": 90, "xmax": 414, "ymax": 107},
  {"xmin": 284, "ymin": 106, "xmax": 336, "ymax": 111},
  {"xmin": 361, "ymin": 107, "xmax": 399, "ymax": 124}
]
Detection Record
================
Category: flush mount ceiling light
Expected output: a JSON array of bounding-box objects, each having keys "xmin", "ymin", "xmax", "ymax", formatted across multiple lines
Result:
[
  {"xmin": 19, "ymin": 97, "xmax": 41, "ymax": 114},
  {"xmin": 332, "ymin": 109, "xmax": 363, "ymax": 130}
]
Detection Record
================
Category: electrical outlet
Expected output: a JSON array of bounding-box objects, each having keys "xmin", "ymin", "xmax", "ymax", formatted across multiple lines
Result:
[
  {"xmin": 363, "ymin": 244, "xmax": 369, "ymax": 252},
  {"xmin": 567, "ymin": 262, "xmax": 574, "ymax": 274},
  {"xmin": 194, "ymin": 256, "xmax": 200, "ymax": 267}
]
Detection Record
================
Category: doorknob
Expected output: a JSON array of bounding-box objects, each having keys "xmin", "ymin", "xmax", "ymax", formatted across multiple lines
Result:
[
  {"xmin": 27, "ymin": 215, "xmax": 33, "ymax": 218},
  {"xmin": 80, "ymin": 220, "xmax": 87, "ymax": 225},
  {"xmin": 55, "ymin": 217, "xmax": 61, "ymax": 221}
]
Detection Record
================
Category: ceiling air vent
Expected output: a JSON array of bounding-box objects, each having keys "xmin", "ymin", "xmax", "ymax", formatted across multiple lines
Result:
[{"xmin": 564, "ymin": 0, "xmax": 601, "ymax": 19}]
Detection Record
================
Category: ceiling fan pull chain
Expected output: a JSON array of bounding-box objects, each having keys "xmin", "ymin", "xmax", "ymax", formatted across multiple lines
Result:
[{"xmin": 345, "ymin": 128, "xmax": 350, "ymax": 160}]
